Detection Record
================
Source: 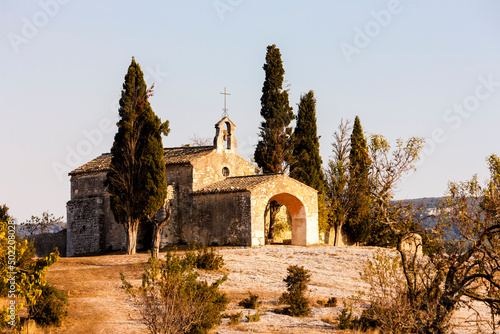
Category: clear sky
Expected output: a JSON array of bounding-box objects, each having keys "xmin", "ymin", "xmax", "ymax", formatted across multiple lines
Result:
[{"xmin": 1, "ymin": 1, "xmax": 500, "ymax": 224}]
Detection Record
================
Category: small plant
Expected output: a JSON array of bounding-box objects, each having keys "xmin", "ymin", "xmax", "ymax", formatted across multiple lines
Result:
[
  {"xmin": 184, "ymin": 243, "xmax": 225, "ymax": 271},
  {"xmin": 325, "ymin": 297, "xmax": 338, "ymax": 307},
  {"xmin": 229, "ymin": 312, "xmax": 243, "ymax": 325},
  {"xmin": 279, "ymin": 265, "xmax": 311, "ymax": 317},
  {"xmin": 338, "ymin": 307, "xmax": 357, "ymax": 330},
  {"xmin": 246, "ymin": 311, "xmax": 262, "ymax": 322},
  {"xmin": 321, "ymin": 315, "xmax": 335, "ymax": 325},
  {"xmin": 238, "ymin": 292, "xmax": 261, "ymax": 309},
  {"xmin": 28, "ymin": 284, "xmax": 68, "ymax": 328}
]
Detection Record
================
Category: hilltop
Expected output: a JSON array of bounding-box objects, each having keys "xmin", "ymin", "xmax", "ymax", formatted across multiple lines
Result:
[{"xmin": 43, "ymin": 246, "xmax": 487, "ymax": 333}]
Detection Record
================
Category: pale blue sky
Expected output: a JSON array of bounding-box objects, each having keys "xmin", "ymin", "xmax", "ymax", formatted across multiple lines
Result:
[{"xmin": 1, "ymin": 1, "xmax": 500, "ymax": 223}]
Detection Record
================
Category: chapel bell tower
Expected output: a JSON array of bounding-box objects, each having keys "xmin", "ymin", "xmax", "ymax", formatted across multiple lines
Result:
[
  {"xmin": 213, "ymin": 87, "xmax": 237, "ymax": 154},
  {"xmin": 214, "ymin": 117, "xmax": 237, "ymax": 154}
]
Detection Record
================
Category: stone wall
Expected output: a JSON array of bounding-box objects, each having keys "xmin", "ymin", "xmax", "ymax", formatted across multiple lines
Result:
[
  {"xmin": 191, "ymin": 152, "xmax": 255, "ymax": 191},
  {"xmin": 162, "ymin": 165, "xmax": 193, "ymax": 245},
  {"xmin": 189, "ymin": 192, "xmax": 252, "ymax": 246},
  {"xmin": 67, "ymin": 172, "xmax": 125, "ymax": 256},
  {"xmin": 66, "ymin": 196, "xmax": 104, "ymax": 256},
  {"xmin": 29, "ymin": 229, "xmax": 67, "ymax": 257}
]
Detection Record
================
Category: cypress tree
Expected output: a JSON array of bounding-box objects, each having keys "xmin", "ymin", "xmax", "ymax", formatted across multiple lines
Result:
[
  {"xmin": 290, "ymin": 91, "xmax": 326, "ymax": 233},
  {"xmin": 254, "ymin": 44, "xmax": 294, "ymax": 243},
  {"xmin": 106, "ymin": 57, "xmax": 170, "ymax": 255},
  {"xmin": 345, "ymin": 116, "xmax": 371, "ymax": 244},
  {"xmin": 290, "ymin": 90, "xmax": 324, "ymax": 192}
]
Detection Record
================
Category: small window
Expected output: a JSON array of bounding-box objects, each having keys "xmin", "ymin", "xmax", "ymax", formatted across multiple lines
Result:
[{"xmin": 222, "ymin": 167, "xmax": 230, "ymax": 177}]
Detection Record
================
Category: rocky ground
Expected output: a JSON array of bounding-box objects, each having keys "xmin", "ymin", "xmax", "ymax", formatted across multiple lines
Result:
[{"xmin": 44, "ymin": 245, "xmax": 492, "ymax": 333}]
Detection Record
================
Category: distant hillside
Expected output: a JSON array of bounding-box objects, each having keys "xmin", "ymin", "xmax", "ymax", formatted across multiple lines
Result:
[
  {"xmin": 401, "ymin": 196, "xmax": 446, "ymax": 208},
  {"xmin": 400, "ymin": 196, "xmax": 461, "ymax": 240}
]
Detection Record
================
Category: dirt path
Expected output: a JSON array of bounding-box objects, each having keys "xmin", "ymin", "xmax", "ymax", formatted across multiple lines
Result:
[{"xmin": 46, "ymin": 254, "xmax": 148, "ymax": 333}]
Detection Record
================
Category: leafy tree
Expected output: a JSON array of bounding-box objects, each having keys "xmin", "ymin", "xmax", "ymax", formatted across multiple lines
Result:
[
  {"xmin": 0, "ymin": 204, "xmax": 11, "ymax": 222},
  {"xmin": 0, "ymin": 219, "xmax": 60, "ymax": 331},
  {"xmin": 366, "ymin": 135, "xmax": 424, "ymax": 246},
  {"xmin": 345, "ymin": 116, "xmax": 371, "ymax": 244},
  {"xmin": 254, "ymin": 44, "xmax": 294, "ymax": 243},
  {"xmin": 325, "ymin": 119, "xmax": 352, "ymax": 245},
  {"xmin": 290, "ymin": 91, "xmax": 326, "ymax": 233},
  {"xmin": 106, "ymin": 57, "xmax": 170, "ymax": 255}
]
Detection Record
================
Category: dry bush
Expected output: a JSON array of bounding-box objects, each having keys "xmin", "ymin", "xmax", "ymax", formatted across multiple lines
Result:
[
  {"xmin": 121, "ymin": 252, "xmax": 228, "ymax": 334},
  {"xmin": 357, "ymin": 249, "xmax": 432, "ymax": 333},
  {"xmin": 229, "ymin": 312, "xmax": 243, "ymax": 325},
  {"xmin": 183, "ymin": 244, "xmax": 225, "ymax": 271},
  {"xmin": 238, "ymin": 292, "xmax": 261, "ymax": 309},
  {"xmin": 246, "ymin": 311, "xmax": 262, "ymax": 322}
]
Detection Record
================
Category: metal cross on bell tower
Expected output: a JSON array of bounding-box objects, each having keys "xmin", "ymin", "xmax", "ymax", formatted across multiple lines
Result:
[{"xmin": 220, "ymin": 87, "xmax": 230, "ymax": 118}]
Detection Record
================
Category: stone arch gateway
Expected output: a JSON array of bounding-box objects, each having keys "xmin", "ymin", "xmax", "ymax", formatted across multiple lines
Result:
[
  {"xmin": 248, "ymin": 175, "xmax": 319, "ymax": 246},
  {"xmin": 267, "ymin": 193, "xmax": 307, "ymax": 246}
]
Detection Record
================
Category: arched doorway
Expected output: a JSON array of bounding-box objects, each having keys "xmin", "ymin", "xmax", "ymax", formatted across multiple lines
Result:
[{"xmin": 265, "ymin": 193, "xmax": 308, "ymax": 246}]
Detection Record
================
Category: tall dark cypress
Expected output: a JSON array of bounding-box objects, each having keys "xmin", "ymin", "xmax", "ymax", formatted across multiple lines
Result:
[
  {"xmin": 290, "ymin": 91, "xmax": 326, "ymax": 233},
  {"xmin": 106, "ymin": 57, "xmax": 170, "ymax": 255},
  {"xmin": 254, "ymin": 44, "xmax": 294, "ymax": 242},
  {"xmin": 255, "ymin": 44, "xmax": 294, "ymax": 174},
  {"xmin": 345, "ymin": 116, "xmax": 371, "ymax": 244},
  {"xmin": 290, "ymin": 91, "xmax": 325, "ymax": 193}
]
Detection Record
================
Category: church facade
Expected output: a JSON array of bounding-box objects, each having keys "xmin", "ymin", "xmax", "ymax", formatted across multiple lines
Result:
[{"xmin": 66, "ymin": 117, "xmax": 318, "ymax": 256}]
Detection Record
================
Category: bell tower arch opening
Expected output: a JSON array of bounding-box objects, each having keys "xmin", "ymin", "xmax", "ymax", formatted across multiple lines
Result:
[
  {"xmin": 214, "ymin": 117, "xmax": 237, "ymax": 154},
  {"xmin": 223, "ymin": 121, "xmax": 231, "ymax": 149}
]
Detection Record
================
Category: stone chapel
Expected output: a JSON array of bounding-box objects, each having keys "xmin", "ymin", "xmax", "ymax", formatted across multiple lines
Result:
[{"xmin": 66, "ymin": 117, "xmax": 318, "ymax": 256}]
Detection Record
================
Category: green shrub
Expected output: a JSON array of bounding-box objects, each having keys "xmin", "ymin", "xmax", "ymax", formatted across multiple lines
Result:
[
  {"xmin": 229, "ymin": 312, "xmax": 243, "ymax": 325},
  {"xmin": 246, "ymin": 311, "xmax": 261, "ymax": 322},
  {"xmin": 238, "ymin": 292, "xmax": 261, "ymax": 309},
  {"xmin": 184, "ymin": 244, "xmax": 225, "ymax": 271},
  {"xmin": 28, "ymin": 284, "xmax": 68, "ymax": 327},
  {"xmin": 279, "ymin": 265, "xmax": 311, "ymax": 317}
]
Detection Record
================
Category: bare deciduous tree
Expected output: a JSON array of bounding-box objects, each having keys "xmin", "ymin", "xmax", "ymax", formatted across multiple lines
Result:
[
  {"xmin": 189, "ymin": 134, "xmax": 212, "ymax": 146},
  {"xmin": 360, "ymin": 155, "xmax": 500, "ymax": 333},
  {"xmin": 20, "ymin": 212, "xmax": 64, "ymax": 237},
  {"xmin": 325, "ymin": 119, "xmax": 351, "ymax": 245}
]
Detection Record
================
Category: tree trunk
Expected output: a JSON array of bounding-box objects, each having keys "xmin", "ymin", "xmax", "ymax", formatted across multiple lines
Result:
[
  {"xmin": 151, "ymin": 224, "xmax": 161, "ymax": 259},
  {"xmin": 324, "ymin": 226, "xmax": 335, "ymax": 245},
  {"xmin": 334, "ymin": 224, "xmax": 342, "ymax": 246},
  {"xmin": 426, "ymin": 298, "xmax": 456, "ymax": 334},
  {"xmin": 126, "ymin": 220, "xmax": 139, "ymax": 255},
  {"xmin": 267, "ymin": 201, "xmax": 281, "ymax": 244},
  {"xmin": 150, "ymin": 203, "xmax": 171, "ymax": 259}
]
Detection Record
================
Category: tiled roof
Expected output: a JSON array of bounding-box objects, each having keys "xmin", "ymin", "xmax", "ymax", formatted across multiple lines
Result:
[
  {"xmin": 69, "ymin": 146, "xmax": 215, "ymax": 176},
  {"xmin": 193, "ymin": 174, "xmax": 283, "ymax": 195}
]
